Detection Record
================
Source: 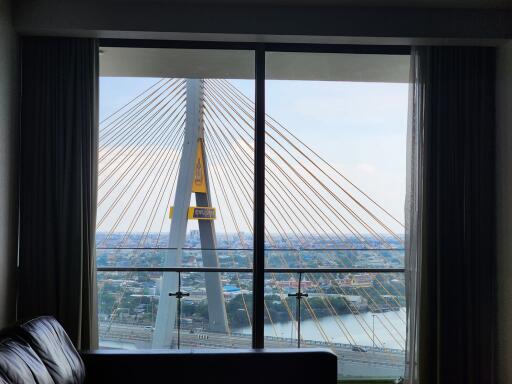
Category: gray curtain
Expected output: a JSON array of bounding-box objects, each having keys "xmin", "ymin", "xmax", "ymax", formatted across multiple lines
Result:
[
  {"xmin": 405, "ymin": 46, "xmax": 496, "ymax": 383},
  {"xmin": 404, "ymin": 47, "xmax": 425, "ymax": 384},
  {"xmin": 18, "ymin": 37, "xmax": 99, "ymax": 350}
]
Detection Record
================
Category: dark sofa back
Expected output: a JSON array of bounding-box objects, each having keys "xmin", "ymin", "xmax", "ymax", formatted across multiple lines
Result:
[
  {"xmin": 82, "ymin": 348, "xmax": 337, "ymax": 383},
  {"xmin": 0, "ymin": 317, "xmax": 338, "ymax": 383},
  {"xmin": 0, "ymin": 337, "xmax": 55, "ymax": 384},
  {"xmin": 0, "ymin": 317, "xmax": 84, "ymax": 384},
  {"xmin": 19, "ymin": 317, "xmax": 85, "ymax": 384}
]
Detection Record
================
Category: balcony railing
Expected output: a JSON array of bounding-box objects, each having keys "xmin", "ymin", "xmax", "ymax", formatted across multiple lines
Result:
[{"xmin": 96, "ymin": 247, "xmax": 405, "ymax": 379}]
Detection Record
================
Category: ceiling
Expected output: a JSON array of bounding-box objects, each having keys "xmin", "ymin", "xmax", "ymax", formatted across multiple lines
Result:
[
  {"xmin": 107, "ymin": 0, "xmax": 512, "ymax": 10},
  {"xmin": 100, "ymin": 47, "xmax": 410, "ymax": 83}
]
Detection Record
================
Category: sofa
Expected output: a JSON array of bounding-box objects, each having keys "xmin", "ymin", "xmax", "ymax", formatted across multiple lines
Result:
[{"xmin": 0, "ymin": 316, "xmax": 337, "ymax": 383}]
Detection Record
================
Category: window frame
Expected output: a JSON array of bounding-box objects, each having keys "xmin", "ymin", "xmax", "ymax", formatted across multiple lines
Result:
[{"xmin": 97, "ymin": 38, "xmax": 410, "ymax": 351}]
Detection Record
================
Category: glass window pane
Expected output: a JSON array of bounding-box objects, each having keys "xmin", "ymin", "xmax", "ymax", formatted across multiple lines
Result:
[
  {"xmin": 265, "ymin": 51, "xmax": 409, "ymax": 380},
  {"xmin": 97, "ymin": 48, "xmax": 255, "ymax": 349}
]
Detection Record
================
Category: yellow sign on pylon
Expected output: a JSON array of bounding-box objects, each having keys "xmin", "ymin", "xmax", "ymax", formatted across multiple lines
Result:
[
  {"xmin": 192, "ymin": 140, "xmax": 207, "ymax": 193},
  {"xmin": 169, "ymin": 206, "xmax": 216, "ymax": 220},
  {"xmin": 188, "ymin": 207, "xmax": 216, "ymax": 220}
]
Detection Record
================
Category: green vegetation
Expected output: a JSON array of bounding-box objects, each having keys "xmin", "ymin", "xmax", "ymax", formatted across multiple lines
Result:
[{"xmin": 98, "ymin": 278, "xmax": 405, "ymax": 328}]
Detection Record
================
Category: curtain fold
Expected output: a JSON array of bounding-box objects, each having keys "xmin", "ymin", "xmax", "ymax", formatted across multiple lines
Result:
[
  {"xmin": 405, "ymin": 47, "xmax": 426, "ymax": 384},
  {"xmin": 405, "ymin": 46, "xmax": 496, "ymax": 383},
  {"xmin": 18, "ymin": 37, "xmax": 99, "ymax": 350}
]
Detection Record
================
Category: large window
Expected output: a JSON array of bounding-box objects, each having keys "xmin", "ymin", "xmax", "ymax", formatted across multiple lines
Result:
[
  {"xmin": 263, "ymin": 51, "xmax": 408, "ymax": 379},
  {"xmin": 97, "ymin": 47, "xmax": 255, "ymax": 349},
  {"xmin": 96, "ymin": 43, "xmax": 409, "ymax": 381}
]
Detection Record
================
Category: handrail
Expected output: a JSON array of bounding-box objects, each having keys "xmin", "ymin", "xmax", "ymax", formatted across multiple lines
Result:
[
  {"xmin": 97, "ymin": 266, "xmax": 404, "ymax": 273},
  {"xmin": 96, "ymin": 247, "xmax": 405, "ymax": 251}
]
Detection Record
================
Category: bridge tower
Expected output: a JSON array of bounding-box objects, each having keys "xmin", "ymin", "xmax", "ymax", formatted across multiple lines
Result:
[{"xmin": 152, "ymin": 79, "xmax": 228, "ymax": 348}]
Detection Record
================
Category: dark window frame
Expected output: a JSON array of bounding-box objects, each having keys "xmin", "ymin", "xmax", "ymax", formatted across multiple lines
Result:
[{"xmin": 98, "ymin": 38, "xmax": 410, "ymax": 349}]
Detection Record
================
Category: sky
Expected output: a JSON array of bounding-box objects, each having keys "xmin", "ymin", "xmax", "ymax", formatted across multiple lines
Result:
[
  {"xmin": 99, "ymin": 75, "xmax": 408, "ymax": 235},
  {"xmin": 263, "ymin": 80, "xmax": 408, "ymax": 227}
]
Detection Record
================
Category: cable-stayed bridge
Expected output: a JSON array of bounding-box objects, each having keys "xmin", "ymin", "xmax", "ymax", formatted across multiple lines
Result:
[{"xmin": 96, "ymin": 78, "xmax": 405, "ymax": 379}]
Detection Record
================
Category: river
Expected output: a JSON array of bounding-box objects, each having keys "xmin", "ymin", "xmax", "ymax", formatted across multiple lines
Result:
[{"xmin": 234, "ymin": 308, "xmax": 406, "ymax": 350}]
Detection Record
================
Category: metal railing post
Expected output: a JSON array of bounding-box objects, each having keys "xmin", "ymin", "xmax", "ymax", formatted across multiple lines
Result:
[
  {"xmin": 288, "ymin": 272, "xmax": 308, "ymax": 348},
  {"xmin": 169, "ymin": 271, "xmax": 189, "ymax": 349}
]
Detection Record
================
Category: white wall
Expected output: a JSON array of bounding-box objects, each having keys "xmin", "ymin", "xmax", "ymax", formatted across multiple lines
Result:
[
  {"xmin": 0, "ymin": 0, "xmax": 18, "ymax": 327},
  {"xmin": 496, "ymin": 40, "xmax": 512, "ymax": 384}
]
